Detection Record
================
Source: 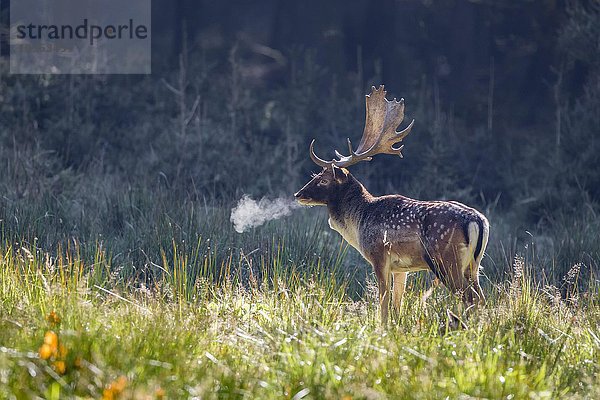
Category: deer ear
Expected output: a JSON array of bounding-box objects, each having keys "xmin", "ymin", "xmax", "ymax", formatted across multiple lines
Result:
[{"xmin": 335, "ymin": 168, "xmax": 349, "ymax": 183}]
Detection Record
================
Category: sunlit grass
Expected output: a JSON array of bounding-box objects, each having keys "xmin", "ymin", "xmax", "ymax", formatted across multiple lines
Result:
[{"xmin": 0, "ymin": 226, "xmax": 598, "ymax": 399}]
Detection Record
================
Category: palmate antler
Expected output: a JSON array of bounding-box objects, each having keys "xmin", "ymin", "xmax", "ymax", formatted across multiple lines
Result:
[{"xmin": 310, "ymin": 85, "xmax": 415, "ymax": 168}]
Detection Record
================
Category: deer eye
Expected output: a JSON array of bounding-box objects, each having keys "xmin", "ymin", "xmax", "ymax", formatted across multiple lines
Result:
[{"xmin": 318, "ymin": 179, "xmax": 329, "ymax": 186}]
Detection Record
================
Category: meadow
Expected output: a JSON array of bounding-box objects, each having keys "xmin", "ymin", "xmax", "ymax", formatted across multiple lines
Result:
[{"xmin": 0, "ymin": 173, "xmax": 598, "ymax": 399}]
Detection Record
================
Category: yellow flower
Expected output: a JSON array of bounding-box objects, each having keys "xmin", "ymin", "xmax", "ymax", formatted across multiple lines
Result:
[
  {"xmin": 102, "ymin": 389, "xmax": 116, "ymax": 400},
  {"xmin": 58, "ymin": 343, "xmax": 68, "ymax": 358},
  {"xmin": 39, "ymin": 330, "xmax": 69, "ymax": 370},
  {"xmin": 155, "ymin": 387, "xmax": 166, "ymax": 399},
  {"xmin": 103, "ymin": 376, "xmax": 128, "ymax": 400},
  {"xmin": 40, "ymin": 331, "xmax": 60, "ymax": 360},
  {"xmin": 43, "ymin": 331, "xmax": 59, "ymax": 352},
  {"xmin": 112, "ymin": 376, "xmax": 127, "ymax": 392},
  {"xmin": 52, "ymin": 360, "xmax": 66, "ymax": 374},
  {"xmin": 46, "ymin": 311, "xmax": 61, "ymax": 325},
  {"xmin": 39, "ymin": 343, "xmax": 53, "ymax": 360}
]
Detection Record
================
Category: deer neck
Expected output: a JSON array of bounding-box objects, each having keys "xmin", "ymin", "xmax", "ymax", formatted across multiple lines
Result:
[{"xmin": 327, "ymin": 176, "xmax": 372, "ymax": 249}]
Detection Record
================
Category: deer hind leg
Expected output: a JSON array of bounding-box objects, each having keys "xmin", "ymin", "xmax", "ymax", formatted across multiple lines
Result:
[
  {"xmin": 463, "ymin": 243, "xmax": 486, "ymax": 306},
  {"xmin": 445, "ymin": 249, "xmax": 484, "ymax": 307},
  {"xmin": 462, "ymin": 220, "xmax": 488, "ymax": 306},
  {"xmin": 425, "ymin": 244, "xmax": 478, "ymax": 306},
  {"xmin": 425, "ymin": 221, "xmax": 487, "ymax": 307},
  {"xmin": 462, "ymin": 260, "xmax": 485, "ymax": 306}
]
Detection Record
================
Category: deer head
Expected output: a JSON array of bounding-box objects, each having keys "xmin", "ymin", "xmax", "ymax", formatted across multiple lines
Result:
[{"xmin": 294, "ymin": 167, "xmax": 351, "ymax": 206}]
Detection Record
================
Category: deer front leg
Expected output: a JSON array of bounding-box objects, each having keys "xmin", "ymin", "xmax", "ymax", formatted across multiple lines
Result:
[
  {"xmin": 374, "ymin": 262, "xmax": 391, "ymax": 325},
  {"xmin": 392, "ymin": 272, "xmax": 408, "ymax": 311}
]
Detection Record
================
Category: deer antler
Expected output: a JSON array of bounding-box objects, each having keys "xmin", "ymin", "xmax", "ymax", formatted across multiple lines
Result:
[{"xmin": 310, "ymin": 85, "xmax": 415, "ymax": 168}]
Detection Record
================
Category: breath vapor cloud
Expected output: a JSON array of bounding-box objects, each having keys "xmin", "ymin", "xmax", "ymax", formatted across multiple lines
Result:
[{"xmin": 230, "ymin": 195, "xmax": 301, "ymax": 233}]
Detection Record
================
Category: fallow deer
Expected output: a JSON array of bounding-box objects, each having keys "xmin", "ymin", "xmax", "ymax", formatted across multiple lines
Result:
[{"xmin": 294, "ymin": 85, "xmax": 489, "ymax": 324}]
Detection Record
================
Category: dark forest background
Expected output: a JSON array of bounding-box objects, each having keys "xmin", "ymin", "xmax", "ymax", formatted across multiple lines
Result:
[{"xmin": 0, "ymin": 0, "xmax": 599, "ymax": 279}]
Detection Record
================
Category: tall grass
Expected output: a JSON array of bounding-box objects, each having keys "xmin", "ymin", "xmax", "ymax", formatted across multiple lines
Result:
[
  {"xmin": 0, "ymin": 228, "xmax": 598, "ymax": 398},
  {"xmin": 0, "ymin": 149, "xmax": 599, "ymax": 397}
]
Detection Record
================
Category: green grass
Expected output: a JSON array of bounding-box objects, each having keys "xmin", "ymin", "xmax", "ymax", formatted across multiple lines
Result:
[
  {"xmin": 0, "ymin": 172, "xmax": 598, "ymax": 399},
  {"xmin": 0, "ymin": 210, "xmax": 599, "ymax": 399}
]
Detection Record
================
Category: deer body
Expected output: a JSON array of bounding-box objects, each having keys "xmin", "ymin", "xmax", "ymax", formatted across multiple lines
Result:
[
  {"xmin": 295, "ymin": 85, "xmax": 490, "ymax": 324},
  {"xmin": 296, "ymin": 167, "xmax": 489, "ymax": 323}
]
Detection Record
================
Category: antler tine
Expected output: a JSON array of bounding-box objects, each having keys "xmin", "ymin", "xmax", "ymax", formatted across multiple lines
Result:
[
  {"xmin": 309, "ymin": 139, "xmax": 334, "ymax": 168},
  {"xmin": 383, "ymin": 118, "xmax": 414, "ymax": 158},
  {"xmin": 346, "ymin": 138, "xmax": 360, "ymax": 157},
  {"xmin": 395, "ymin": 118, "xmax": 415, "ymax": 143}
]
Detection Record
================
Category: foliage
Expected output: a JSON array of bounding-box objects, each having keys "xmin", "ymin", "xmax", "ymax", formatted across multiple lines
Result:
[
  {"xmin": 0, "ymin": 228, "xmax": 599, "ymax": 398},
  {"xmin": 0, "ymin": 1, "xmax": 597, "ymax": 211}
]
